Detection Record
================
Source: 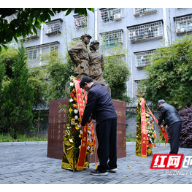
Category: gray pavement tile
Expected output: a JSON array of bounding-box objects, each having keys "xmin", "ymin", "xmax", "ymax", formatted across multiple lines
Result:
[{"xmin": 0, "ymin": 143, "xmax": 192, "ymax": 184}]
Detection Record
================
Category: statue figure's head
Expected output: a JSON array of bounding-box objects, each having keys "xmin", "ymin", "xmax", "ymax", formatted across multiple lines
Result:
[
  {"xmin": 90, "ymin": 40, "xmax": 99, "ymax": 51},
  {"xmin": 80, "ymin": 34, "xmax": 92, "ymax": 45}
]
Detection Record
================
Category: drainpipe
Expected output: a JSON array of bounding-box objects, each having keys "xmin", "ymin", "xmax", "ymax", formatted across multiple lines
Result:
[
  {"xmin": 95, "ymin": 8, "xmax": 97, "ymax": 40},
  {"xmin": 163, "ymin": 8, "xmax": 169, "ymax": 47},
  {"xmin": 125, "ymin": 9, "xmax": 129, "ymax": 97},
  {"xmin": 39, "ymin": 23, "xmax": 43, "ymax": 65}
]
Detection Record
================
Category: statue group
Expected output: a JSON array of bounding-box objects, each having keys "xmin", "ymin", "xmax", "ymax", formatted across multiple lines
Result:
[{"xmin": 68, "ymin": 34, "xmax": 111, "ymax": 94}]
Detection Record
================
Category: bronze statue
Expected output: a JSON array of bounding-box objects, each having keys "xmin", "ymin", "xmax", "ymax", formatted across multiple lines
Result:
[
  {"xmin": 68, "ymin": 34, "xmax": 92, "ymax": 80},
  {"xmin": 88, "ymin": 40, "xmax": 111, "ymax": 95}
]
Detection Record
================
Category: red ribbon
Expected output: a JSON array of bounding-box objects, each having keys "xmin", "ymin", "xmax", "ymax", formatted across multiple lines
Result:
[
  {"xmin": 83, "ymin": 89, "xmax": 97, "ymax": 169},
  {"xmin": 74, "ymin": 78, "xmax": 88, "ymax": 171},
  {"xmin": 141, "ymin": 98, "xmax": 147, "ymax": 157}
]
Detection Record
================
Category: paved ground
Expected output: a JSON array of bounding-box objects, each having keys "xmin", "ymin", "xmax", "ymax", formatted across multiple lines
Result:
[{"xmin": 0, "ymin": 142, "xmax": 192, "ymax": 184}]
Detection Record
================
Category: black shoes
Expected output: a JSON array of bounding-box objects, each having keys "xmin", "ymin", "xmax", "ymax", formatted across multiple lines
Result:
[
  {"xmin": 90, "ymin": 167, "xmax": 117, "ymax": 175},
  {"xmin": 90, "ymin": 169, "xmax": 108, "ymax": 176},
  {"xmin": 107, "ymin": 168, "xmax": 117, "ymax": 173}
]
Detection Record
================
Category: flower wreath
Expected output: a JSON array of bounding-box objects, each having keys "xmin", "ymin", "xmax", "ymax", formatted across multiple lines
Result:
[
  {"xmin": 65, "ymin": 76, "xmax": 95, "ymax": 161},
  {"xmin": 136, "ymin": 99, "xmax": 157, "ymax": 156}
]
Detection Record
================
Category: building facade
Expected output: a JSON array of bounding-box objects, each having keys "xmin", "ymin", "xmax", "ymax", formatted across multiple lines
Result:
[{"xmin": 14, "ymin": 8, "xmax": 192, "ymax": 136}]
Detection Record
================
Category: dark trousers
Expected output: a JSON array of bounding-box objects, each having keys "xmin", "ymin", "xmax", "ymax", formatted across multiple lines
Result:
[
  {"xmin": 96, "ymin": 118, "xmax": 117, "ymax": 172},
  {"xmin": 168, "ymin": 121, "xmax": 182, "ymax": 154}
]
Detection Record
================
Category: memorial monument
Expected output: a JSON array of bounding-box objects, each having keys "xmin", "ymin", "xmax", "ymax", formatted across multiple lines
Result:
[{"xmin": 47, "ymin": 34, "xmax": 126, "ymax": 171}]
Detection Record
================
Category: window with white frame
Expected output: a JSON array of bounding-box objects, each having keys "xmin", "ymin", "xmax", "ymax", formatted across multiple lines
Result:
[
  {"xmin": 100, "ymin": 8, "xmax": 122, "ymax": 23},
  {"xmin": 134, "ymin": 8, "xmax": 157, "ymax": 17},
  {"xmin": 26, "ymin": 47, "xmax": 39, "ymax": 67},
  {"xmin": 135, "ymin": 50, "xmax": 154, "ymax": 68},
  {"xmin": 100, "ymin": 30, "xmax": 123, "ymax": 47},
  {"xmin": 135, "ymin": 80, "xmax": 145, "ymax": 96},
  {"xmin": 74, "ymin": 15, "xmax": 87, "ymax": 29},
  {"xmin": 50, "ymin": 45, "xmax": 59, "ymax": 56},
  {"xmin": 26, "ymin": 41, "xmax": 60, "ymax": 67},
  {"xmin": 45, "ymin": 19, "xmax": 62, "ymax": 36},
  {"xmin": 128, "ymin": 21, "xmax": 163, "ymax": 43},
  {"xmin": 27, "ymin": 49, "xmax": 38, "ymax": 60},
  {"xmin": 175, "ymin": 15, "xmax": 192, "ymax": 35}
]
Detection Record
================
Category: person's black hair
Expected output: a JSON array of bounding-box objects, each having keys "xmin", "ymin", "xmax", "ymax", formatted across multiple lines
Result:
[{"xmin": 80, "ymin": 76, "xmax": 93, "ymax": 88}]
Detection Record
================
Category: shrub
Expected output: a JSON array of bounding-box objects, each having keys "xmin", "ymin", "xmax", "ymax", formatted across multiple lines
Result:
[{"xmin": 178, "ymin": 106, "xmax": 192, "ymax": 146}]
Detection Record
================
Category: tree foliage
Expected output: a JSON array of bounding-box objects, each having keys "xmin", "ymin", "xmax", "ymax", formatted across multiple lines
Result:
[
  {"xmin": 103, "ymin": 44, "xmax": 131, "ymax": 103},
  {"xmin": 0, "ymin": 57, "xmax": 6, "ymax": 132},
  {"xmin": 42, "ymin": 44, "xmax": 74, "ymax": 102},
  {"xmin": 0, "ymin": 8, "xmax": 94, "ymax": 51},
  {"xmin": 138, "ymin": 34, "xmax": 192, "ymax": 110},
  {"xmin": 28, "ymin": 67, "xmax": 48, "ymax": 108},
  {"xmin": 1, "ymin": 44, "xmax": 34, "ymax": 139}
]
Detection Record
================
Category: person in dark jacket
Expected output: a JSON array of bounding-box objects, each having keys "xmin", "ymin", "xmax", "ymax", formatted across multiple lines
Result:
[
  {"xmin": 158, "ymin": 99, "xmax": 182, "ymax": 154},
  {"xmin": 79, "ymin": 76, "xmax": 117, "ymax": 176}
]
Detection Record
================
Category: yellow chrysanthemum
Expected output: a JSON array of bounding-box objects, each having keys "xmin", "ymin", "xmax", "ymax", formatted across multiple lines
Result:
[
  {"xmin": 75, "ymin": 126, "xmax": 79, "ymax": 130},
  {"xmin": 79, "ymin": 134, "xmax": 82, "ymax": 138},
  {"xmin": 69, "ymin": 108, "xmax": 73, "ymax": 113}
]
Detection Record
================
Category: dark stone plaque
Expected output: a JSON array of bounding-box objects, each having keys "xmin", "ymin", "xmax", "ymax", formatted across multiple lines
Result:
[
  {"xmin": 47, "ymin": 98, "xmax": 68, "ymax": 159},
  {"xmin": 47, "ymin": 99, "xmax": 126, "ymax": 162}
]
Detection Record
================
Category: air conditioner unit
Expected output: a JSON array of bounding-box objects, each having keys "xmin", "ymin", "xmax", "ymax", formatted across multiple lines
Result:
[{"xmin": 114, "ymin": 14, "xmax": 121, "ymax": 21}]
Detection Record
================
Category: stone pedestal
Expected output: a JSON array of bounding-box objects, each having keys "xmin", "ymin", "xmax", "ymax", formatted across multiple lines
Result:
[{"xmin": 47, "ymin": 98, "xmax": 126, "ymax": 162}]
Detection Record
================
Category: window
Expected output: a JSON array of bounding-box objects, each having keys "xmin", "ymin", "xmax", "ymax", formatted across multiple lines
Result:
[
  {"xmin": 100, "ymin": 30, "xmax": 123, "ymax": 47},
  {"xmin": 128, "ymin": 21, "xmax": 163, "ymax": 43},
  {"xmin": 45, "ymin": 19, "xmax": 62, "ymax": 36},
  {"xmin": 175, "ymin": 15, "xmax": 192, "ymax": 35},
  {"xmin": 50, "ymin": 45, "xmax": 59, "ymax": 56},
  {"xmin": 27, "ymin": 49, "xmax": 37, "ymax": 60},
  {"xmin": 134, "ymin": 8, "xmax": 157, "ymax": 17},
  {"xmin": 100, "ymin": 8, "xmax": 122, "ymax": 23},
  {"xmin": 74, "ymin": 15, "xmax": 87, "ymax": 29},
  {"xmin": 26, "ymin": 47, "xmax": 39, "ymax": 67},
  {"xmin": 26, "ymin": 41, "xmax": 60, "ymax": 67},
  {"xmin": 135, "ymin": 80, "xmax": 145, "ymax": 96},
  {"xmin": 135, "ymin": 50, "xmax": 154, "ymax": 68}
]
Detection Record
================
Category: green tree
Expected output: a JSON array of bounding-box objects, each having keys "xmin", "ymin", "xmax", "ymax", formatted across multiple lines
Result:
[
  {"xmin": 0, "ymin": 46, "xmax": 18, "ymax": 79},
  {"xmin": 138, "ymin": 34, "xmax": 192, "ymax": 110},
  {"xmin": 43, "ymin": 42, "xmax": 75, "ymax": 102},
  {"xmin": 103, "ymin": 44, "xmax": 131, "ymax": 103},
  {"xmin": 0, "ymin": 8, "xmax": 94, "ymax": 50},
  {"xmin": 2, "ymin": 43, "xmax": 34, "ymax": 139},
  {"xmin": 28, "ymin": 66, "xmax": 48, "ymax": 108},
  {"xmin": 0, "ymin": 57, "xmax": 6, "ymax": 133}
]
